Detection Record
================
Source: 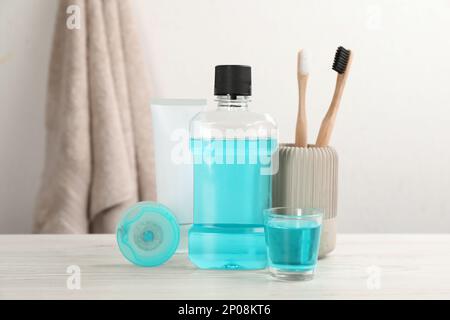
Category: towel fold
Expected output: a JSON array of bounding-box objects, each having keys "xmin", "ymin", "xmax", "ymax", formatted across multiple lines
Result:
[{"xmin": 34, "ymin": 0, "xmax": 156, "ymax": 233}]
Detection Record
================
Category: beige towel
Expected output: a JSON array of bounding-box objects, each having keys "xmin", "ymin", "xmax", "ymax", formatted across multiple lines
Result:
[{"xmin": 34, "ymin": 0, "xmax": 156, "ymax": 233}]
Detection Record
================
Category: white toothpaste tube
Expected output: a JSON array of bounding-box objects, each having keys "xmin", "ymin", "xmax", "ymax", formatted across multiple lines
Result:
[{"xmin": 150, "ymin": 99, "xmax": 206, "ymax": 252}]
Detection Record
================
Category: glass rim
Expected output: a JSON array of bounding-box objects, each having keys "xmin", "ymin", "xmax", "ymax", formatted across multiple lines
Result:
[{"xmin": 264, "ymin": 207, "xmax": 323, "ymax": 219}]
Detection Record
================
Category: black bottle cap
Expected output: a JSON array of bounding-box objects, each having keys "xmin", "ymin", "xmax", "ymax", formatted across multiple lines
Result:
[{"xmin": 214, "ymin": 65, "xmax": 251, "ymax": 98}]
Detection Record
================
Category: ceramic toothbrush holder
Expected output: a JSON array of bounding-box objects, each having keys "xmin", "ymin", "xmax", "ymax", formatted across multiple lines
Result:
[{"xmin": 272, "ymin": 144, "xmax": 338, "ymax": 258}]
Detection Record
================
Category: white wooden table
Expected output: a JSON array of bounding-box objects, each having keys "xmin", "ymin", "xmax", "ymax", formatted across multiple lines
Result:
[{"xmin": 0, "ymin": 234, "xmax": 449, "ymax": 300}]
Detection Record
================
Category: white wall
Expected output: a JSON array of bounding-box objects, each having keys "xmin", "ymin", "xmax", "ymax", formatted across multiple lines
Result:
[
  {"xmin": 1, "ymin": 0, "xmax": 450, "ymax": 233},
  {"xmin": 0, "ymin": 0, "xmax": 57, "ymax": 233}
]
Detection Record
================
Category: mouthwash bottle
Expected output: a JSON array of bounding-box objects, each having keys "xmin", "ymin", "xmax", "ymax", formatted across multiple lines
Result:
[{"xmin": 188, "ymin": 65, "xmax": 277, "ymax": 269}]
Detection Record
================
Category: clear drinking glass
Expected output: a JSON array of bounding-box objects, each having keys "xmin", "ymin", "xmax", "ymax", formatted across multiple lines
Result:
[{"xmin": 264, "ymin": 207, "xmax": 323, "ymax": 281}]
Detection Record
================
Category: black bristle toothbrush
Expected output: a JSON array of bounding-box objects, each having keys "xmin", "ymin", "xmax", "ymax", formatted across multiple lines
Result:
[{"xmin": 316, "ymin": 46, "xmax": 353, "ymax": 147}]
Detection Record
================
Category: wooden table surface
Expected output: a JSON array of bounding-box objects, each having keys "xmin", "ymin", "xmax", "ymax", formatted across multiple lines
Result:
[{"xmin": 0, "ymin": 234, "xmax": 449, "ymax": 300}]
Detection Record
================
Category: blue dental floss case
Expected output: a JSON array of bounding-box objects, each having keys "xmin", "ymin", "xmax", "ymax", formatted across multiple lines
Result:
[{"xmin": 116, "ymin": 201, "xmax": 180, "ymax": 267}]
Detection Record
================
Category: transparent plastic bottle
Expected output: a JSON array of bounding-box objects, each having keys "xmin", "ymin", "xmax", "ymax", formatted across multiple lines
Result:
[{"xmin": 188, "ymin": 65, "xmax": 278, "ymax": 269}]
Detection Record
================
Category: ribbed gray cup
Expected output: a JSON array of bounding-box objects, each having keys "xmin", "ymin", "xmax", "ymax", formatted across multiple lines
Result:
[{"xmin": 272, "ymin": 145, "xmax": 338, "ymax": 257}]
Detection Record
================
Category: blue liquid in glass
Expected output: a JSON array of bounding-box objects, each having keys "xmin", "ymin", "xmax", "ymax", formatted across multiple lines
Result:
[
  {"xmin": 189, "ymin": 138, "xmax": 277, "ymax": 269},
  {"xmin": 265, "ymin": 220, "xmax": 321, "ymax": 271}
]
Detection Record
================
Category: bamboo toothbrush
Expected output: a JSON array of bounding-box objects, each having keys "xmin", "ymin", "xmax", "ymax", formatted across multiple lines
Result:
[
  {"xmin": 295, "ymin": 49, "xmax": 309, "ymax": 147},
  {"xmin": 315, "ymin": 46, "xmax": 353, "ymax": 147}
]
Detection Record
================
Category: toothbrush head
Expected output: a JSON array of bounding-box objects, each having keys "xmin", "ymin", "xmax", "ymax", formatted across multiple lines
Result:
[
  {"xmin": 332, "ymin": 46, "xmax": 351, "ymax": 74},
  {"xmin": 297, "ymin": 49, "xmax": 310, "ymax": 76}
]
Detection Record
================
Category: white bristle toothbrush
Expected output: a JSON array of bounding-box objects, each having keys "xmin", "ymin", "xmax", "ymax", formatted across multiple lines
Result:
[
  {"xmin": 295, "ymin": 49, "xmax": 310, "ymax": 147},
  {"xmin": 316, "ymin": 46, "xmax": 353, "ymax": 147}
]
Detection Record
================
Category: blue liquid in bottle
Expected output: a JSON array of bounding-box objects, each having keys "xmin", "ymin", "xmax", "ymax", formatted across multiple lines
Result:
[
  {"xmin": 189, "ymin": 138, "xmax": 277, "ymax": 269},
  {"xmin": 188, "ymin": 65, "xmax": 277, "ymax": 269}
]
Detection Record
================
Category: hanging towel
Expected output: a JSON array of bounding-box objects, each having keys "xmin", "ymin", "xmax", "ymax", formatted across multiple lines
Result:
[{"xmin": 34, "ymin": 0, "xmax": 156, "ymax": 233}]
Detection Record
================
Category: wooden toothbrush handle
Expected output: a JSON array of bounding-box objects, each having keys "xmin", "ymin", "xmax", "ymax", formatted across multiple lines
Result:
[
  {"xmin": 315, "ymin": 77, "xmax": 345, "ymax": 147},
  {"xmin": 295, "ymin": 74, "xmax": 308, "ymax": 147},
  {"xmin": 316, "ymin": 53, "xmax": 353, "ymax": 147}
]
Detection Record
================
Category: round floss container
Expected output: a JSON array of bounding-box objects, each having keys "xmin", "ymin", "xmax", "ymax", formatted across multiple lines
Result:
[{"xmin": 116, "ymin": 202, "xmax": 180, "ymax": 267}]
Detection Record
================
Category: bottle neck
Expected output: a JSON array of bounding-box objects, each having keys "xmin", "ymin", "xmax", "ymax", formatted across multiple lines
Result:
[{"xmin": 216, "ymin": 95, "xmax": 250, "ymax": 110}]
